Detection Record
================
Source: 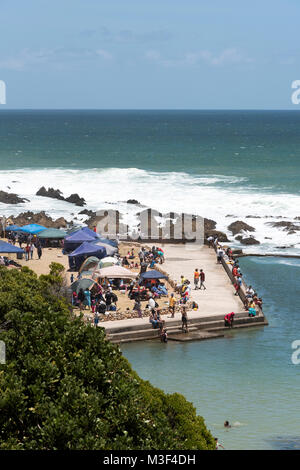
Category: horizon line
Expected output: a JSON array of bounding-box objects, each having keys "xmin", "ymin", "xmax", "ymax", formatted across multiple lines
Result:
[{"xmin": 0, "ymin": 108, "xmax": 299, "ymax": 112}]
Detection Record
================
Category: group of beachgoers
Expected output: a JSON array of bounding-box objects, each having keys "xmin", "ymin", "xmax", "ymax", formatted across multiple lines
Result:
[
  {"xmin": 6, "ymin": 231, "xmax": 43, "ymax": 260},
  {"xmin": 207, "ymin": 234, "xmax": 263, "ymax": 321},
  {"xmin": 73, "ymin": 281, "xmax": 119, "ymax": 326},
  {"xmin": 147, "ymin": 298, "xmax": 189, "ymax": 343}
]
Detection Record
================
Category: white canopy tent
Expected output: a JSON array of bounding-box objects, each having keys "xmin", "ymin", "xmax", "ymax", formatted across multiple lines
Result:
[{"xmin": 92, "ymin": 265, "xmax": 138, "ymax": 280}]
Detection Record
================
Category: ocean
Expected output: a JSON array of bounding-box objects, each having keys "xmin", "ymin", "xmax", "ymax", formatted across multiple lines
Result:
[
  {"xmin": 0, "ymin": 110, "xmax": 299, "ymax": 449},
  {"xmin": 0, "ymin": 110, "xmax": 300, "ymax": 253}
]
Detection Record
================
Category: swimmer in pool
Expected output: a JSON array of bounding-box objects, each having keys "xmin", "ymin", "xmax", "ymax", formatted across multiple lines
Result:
[{"xmin": 224, "ymin": 421, "xmax": 231, "ymax": 428}]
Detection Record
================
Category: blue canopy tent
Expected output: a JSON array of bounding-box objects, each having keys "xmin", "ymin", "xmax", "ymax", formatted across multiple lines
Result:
[
  {"xmin": 64, "ymin": 228, "xmax": 99, "ymax": 253},
  {"xmin": 0, "ymin": 240, "xmax": 25, "ymax": 254},
  {"xmin": 19, "ymin": 224, "xmax": 46, "ymax": 235},
  {"xmin": 80, "ymin": 227, "xmax": 101, "ymax": 239},
  {"xmin": 140, "ymin": 270, "xmax": 168, "ymax": 280},
  {"xmin": 97, "ymin": 236, "xmax": 118, "ymax": 248},
  {"xmin": 92, "ymin": 240, "xmax": 118, "ymax": 256},
  {"xmin": 6, "ymin": 225, "xmax": 22, "ymax": 232},
  {"xmin": 68, "ymin": 242, "xmax": 107, "ymax": 271}
]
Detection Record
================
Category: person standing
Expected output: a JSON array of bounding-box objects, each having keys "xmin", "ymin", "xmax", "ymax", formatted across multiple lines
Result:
[
  {"xmin": 25, "ymin": 244, "xmax": 30, "ymax": 261},
  {"xmin": 30, "ymin": 243, "xmax": 35, "ymax": 260},
  {"xmin": 134, "ymin": 298, "xmax": 142, "ymax": 318},
  {"xmin": 199, "ymin": 269, "xmax": 206, "ymax": 290},
  {"xmin": 169, "ymin": 293, "xmax": 176, "ymax": 318},
  {"xmin": 194, "ymin": 268, "xmax": 200, "ymax": 290},
  {"xmin": 148, "ymin": 295, "xmax": 156, "ymax": 314},
  {"xmin": 84, "ymin": 288, "xmax": 91, "ymax": 310},
  {"xmin": 181, "ymin": 306, "xmax": 188, "ymax": 333},
  {"xmin": 37, "ymin": 244, "xmax": 42, "ymax": 260},
  {"xmin": 94, "ymin": 311, "xmax": 100, "ymax": 327},
  {"xmin": 77, "ymin": 288, "xmax": 85, "ymax": 311}
]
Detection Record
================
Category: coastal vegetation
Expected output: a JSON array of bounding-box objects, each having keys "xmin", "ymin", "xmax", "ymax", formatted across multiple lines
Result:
[{"xmin": 0, "ymin": 264, "xmax": 215, "ymax": 450}]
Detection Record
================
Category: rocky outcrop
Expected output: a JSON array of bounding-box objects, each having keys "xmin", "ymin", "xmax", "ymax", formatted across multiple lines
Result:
[
  {"xmin": 36, "ymin": 187, "xmax": 64, "ymax": 200},
  {"xmin": 78, "ymin": 209, "xmax": 96, "ymax": 217},
  {"xmin": 0, "ymin": 190, "xmax": 28, "ymax": 204},
  {"xmin": 205, "ymin": 230, "xmax": 229, "ymax": 242},
  {"xmin": 65, "ymin": 194, "xmax": 86, "ymax": 207},
  {"xmin": 266, "ymin": 221, "xmax": 300, "ymax": 231},
  {"xmin": 228, "ymin": 220, "xmax": 255, "ymax": 236},
  {"xmin": 9, "ymin": 211, "xmax": 69, "ymax": 228},
  {"xmin": 36, "ymin": 187, "xmax": 86, "ymax": 207},
  {"xmin": 126, "ymin": 199, "xmax": 140, "ymax": 205},
  {"xmin": 239, "ymin": 237, "xmax": 260, "ymax": 245},
  {"xmin": 84, "ymin": 207, "xmax": 221, "ymax": 243}
]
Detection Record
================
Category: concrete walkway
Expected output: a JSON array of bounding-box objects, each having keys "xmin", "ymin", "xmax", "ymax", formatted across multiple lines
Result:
[
  {"xmin": 161, "ymin": 244, "xmax": 244, "ymax": 317},
  {"xmin": 103, "ymin": 244, "xmax": 244, "ymax": 333}
]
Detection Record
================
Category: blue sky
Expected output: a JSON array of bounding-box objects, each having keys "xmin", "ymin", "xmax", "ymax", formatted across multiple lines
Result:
[{"xmin": 0, "ymin": 0, "xmax": 299, "ymax": 109}]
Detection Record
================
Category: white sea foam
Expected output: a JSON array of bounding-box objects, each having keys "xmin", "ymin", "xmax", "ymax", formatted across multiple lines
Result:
[{"xmin": 0, "ymin": 167, "xmax": 299, "ymax": 255}]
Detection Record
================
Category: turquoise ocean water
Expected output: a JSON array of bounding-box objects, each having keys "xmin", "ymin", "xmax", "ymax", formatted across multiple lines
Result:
[{"xmin": 0, "ymin": 110, "xmax": 299, "ymax": 449}]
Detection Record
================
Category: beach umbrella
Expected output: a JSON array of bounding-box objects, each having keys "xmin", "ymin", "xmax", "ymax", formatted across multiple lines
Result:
[
  {"xmin": 140, "ymin": 269, "xmax": 168, "ymax": 280},
  {"xmin": 93, "ymin": 265, "xmax": 138, "ymax": 280}
]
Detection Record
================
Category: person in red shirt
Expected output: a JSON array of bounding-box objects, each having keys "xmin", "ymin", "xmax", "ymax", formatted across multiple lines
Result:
[
  {"xmin": 224, "ymin": 312, "xmax": 235, "ymax": 328},
  {"xmin": 199, "ymin": 269, "xmax": 206, "ymax": 290}
]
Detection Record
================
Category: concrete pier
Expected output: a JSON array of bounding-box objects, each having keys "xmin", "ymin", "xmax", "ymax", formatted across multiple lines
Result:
[{"xmin": 103, "ymin": 244, "xmax": 268, "ymax": 344}]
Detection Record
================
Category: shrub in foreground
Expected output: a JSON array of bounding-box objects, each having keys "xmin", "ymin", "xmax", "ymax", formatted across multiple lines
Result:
[{"xmin": 0, "ymin": 265, "xmax": 215, "ymax": 450}]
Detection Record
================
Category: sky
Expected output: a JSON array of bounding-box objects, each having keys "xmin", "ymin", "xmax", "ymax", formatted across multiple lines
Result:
[{"xmin": 0, "ymin": 0, "xmax": 299, "ymax": 109}]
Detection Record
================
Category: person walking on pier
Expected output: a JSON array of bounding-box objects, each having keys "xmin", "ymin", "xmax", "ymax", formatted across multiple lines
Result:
[
  {"xmin": 194, "ymin": 268, "xmax": 200, "ymax": 289},
  {"xmin": 199, "ymin": 269, "xmax": 206, "ymax": 290}
]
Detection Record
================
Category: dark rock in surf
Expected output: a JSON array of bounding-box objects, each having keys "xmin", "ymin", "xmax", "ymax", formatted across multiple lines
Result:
[
  {"xmin": 239, "ymin": 237, "xmax": 260, "ymax": 245},
  {"xmin": 0, "ymin": 190, "xmax": 28, "ymax": 205},
  {"xmin": 228, "ymin": 220, "xmax": 255, "ymax": 236},
  {"xmin": 65, "ymin": 194, "xmax": 86, "ymax": 207},
  {"xmin": 266, "ymin": 221, "xmax": 300, "ymax": 231},
  {"xmin": 36, "ymin": 187, "xmax": 65, "ymax": 201},
  {"xmin": 126, "ymin": 199, "xmax": 140, "ymax": 205},
  {"xmin": 78, "ymin": 209, "xmax": 96, "ymax": 217}
]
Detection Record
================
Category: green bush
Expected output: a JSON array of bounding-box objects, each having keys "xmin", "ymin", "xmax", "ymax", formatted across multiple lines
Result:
[{"xmin": 0, "ymin": 265, "xmax": 215, "ymax": 450}]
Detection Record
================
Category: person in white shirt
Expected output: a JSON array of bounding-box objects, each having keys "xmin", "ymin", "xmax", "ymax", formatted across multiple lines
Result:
[{"xmin": 148, "ymin": 296, "xmax": 156, "ymax": 310}]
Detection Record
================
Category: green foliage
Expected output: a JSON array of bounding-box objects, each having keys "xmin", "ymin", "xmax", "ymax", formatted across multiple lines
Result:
[{"xmin": 0, "ymin": 265, "xmax": 215, "ymax": 450}]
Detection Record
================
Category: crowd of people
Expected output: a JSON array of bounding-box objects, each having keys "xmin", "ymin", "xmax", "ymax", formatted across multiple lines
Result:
[
  {"xmin": 73, "ymin": 283, "xmax": 119, "ymax": 323},
  {"xmin": 207, "ymin": 234, "xmax": 263, "ymax": 320},
  {"xmin": 6, "ymin": 230, "xmax": 43, "ymax": 260}
]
